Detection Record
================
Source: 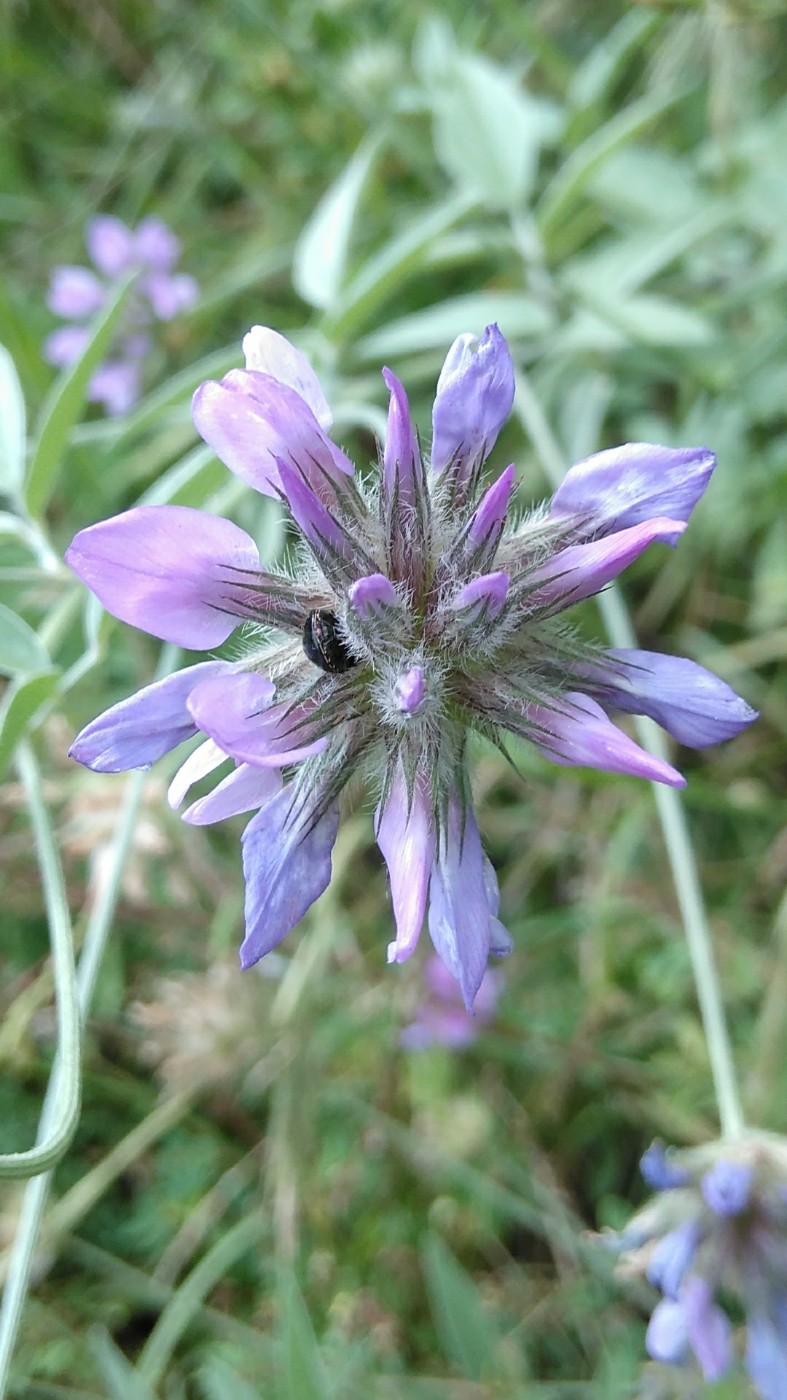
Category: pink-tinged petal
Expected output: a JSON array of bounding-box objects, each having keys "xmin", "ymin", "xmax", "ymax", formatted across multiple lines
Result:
[
  {"xmin": 277, "ymin": 460, "xmax": 355, "ymax": 564},
  {"xmin": 382, "ymin": 369, "xmax": 423, "ymax": 510},
  {"xmin": 579, "ymin": 649, "xmax": 758, "ymax": 748},
  {"xmin": 528, "ymin": 518, "xmax": 687, "ymax": 609},
  {"xmin": 242, "ymin": 326, "xmax": 333, "ymax": 431},
  {"xmin": 168, "ymin": 738, "xmax": 228, "ymax": 809},
  {"xmin": 347, "ymin": 573, "xmax": 398, "ymax": 620},
  {"xmin": 431, "ymin": 324, "xmax": 515, "ymax": 483},
  {"xmin": 646, "ymin": 1298, "xmax": 689, "ymax": 1364},
  {"xmin": 47, "ymin": 266, "xmax": 105, "ymax": 319},
  {"xmin": 144, "ymin": 272, "xmax": 199, "ymax": 320},
  {"xmin": 401, "ymin": 957, "xmax": 502, "ymax": 1050},
  {"xmin": 683, "ymin": 1277, "xmax": 733, "ymax": 1382},
  {"xmin": 394, "ymin": 665, "xmax": 426, "ymax": 714},
  {"xmin": 528, "ymin": 692, "xmax": 686, "ymax": 787},
  {"xmin": 240, "ymin": 789, "xmax": 340, "ymax": 965},
  {"xmin": 746, "ymin": 1307, "xmax": 787, "ymax": 1400},
  {"xmin": 134, "ymin": 216, "xmax": 180, "ymax": 272},
  {"xmin": 192, "ymin": 369, "xmax": 352, "ymax": 502},
  {"xmin": 88, "ymin": 359, "xmax": 141, "ymax": 416},
  {"xmin": 183, "ymin": 762, "xmax": 282, "ymax": 825},
  {"xmin": 86, "ymin": 215, "xmax": 136, "ymax": 278},
  {"xmin": 69, "ymin": 661, "xmax": 231, "ymax": 772},
  {"xmin": 43, "ymin": 326, "xmax": 91, "ymax": 368},
  {"xmin": 187, "ymin": 672, "xmax": 327, "ymax": 768},
  {"xmin": 549, "ymin": 443, "xmax": 716, "ymax": 539},
  {"xmin": 428, "ymin": 791, "xmax": 495, "ymax": 1009},
  {"xmin": 66, "ymin": 505, "xmax": 261, "ymax": 648},
  {"xmin": 452, "ymin": 570, "xmax": 509, "ymax": 621},
  {"xmin": 376, "ymin": 767, "xmax": 435, "ymax": 963},
  {"xmin": 467, "ymin": 464, "xmax": 516, "ymax": 554}
]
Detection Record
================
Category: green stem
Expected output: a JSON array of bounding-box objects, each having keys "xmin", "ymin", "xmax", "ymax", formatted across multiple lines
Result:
[{"xmin": 513, "ymin": 370, "xmax": 746, "ymax": 1140}]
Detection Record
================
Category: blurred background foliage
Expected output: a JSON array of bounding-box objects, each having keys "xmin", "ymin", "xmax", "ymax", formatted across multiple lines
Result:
[{"xmin": 1, "ymin": 0, "xmax": 786, "ymax": 1394}]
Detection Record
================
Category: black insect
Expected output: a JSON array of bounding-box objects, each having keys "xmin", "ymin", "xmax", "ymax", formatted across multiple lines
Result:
[{"xmin": 302, "ymin": 609, "xmax": 357, "ymax": 674}]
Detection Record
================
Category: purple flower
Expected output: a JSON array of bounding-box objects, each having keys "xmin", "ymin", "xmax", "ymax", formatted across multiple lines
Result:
[
  {"xmin": 66, "ymin": 324, "xmax": 756, "ymax": 1002},
  {"xmin": 611, "ymin": 1138, "xmax": 787, "ymax": 1399},
  {"xmin": 44, "ymin": 214, "xmax": 198, "ymax": 416},
  {"xmin": 400, "ymin": 955, "xmax": 501, "ymax": 1050}
]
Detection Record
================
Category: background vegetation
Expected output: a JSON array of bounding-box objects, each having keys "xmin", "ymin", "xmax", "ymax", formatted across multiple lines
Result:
[{"xmin": 1, "ymin": 0, "xmax": 785, "ymax": 1395}]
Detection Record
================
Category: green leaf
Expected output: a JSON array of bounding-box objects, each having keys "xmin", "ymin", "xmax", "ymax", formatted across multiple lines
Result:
[
  {"xmin": 0, "ymin": 343, "xmax": 26, "ymax": 498},
  {"xmin": 0, "ymin": 603, "xmax": 51, "ymax": 676},
  {"xmin": 279, "ymin": 1271, "xmax": 327, "ymax": 1400},
  {"xmin": 293, "ymin": 134, "xmax": 382, "ymax": 312},
  {"xmin": 0, "ymin": 670, "xmax": 59, "ymax": 780},
  {"xmin": 89, "ymin": 1327, "xmax": 159, "ymax": 1400},
  {"xmin": 422, "ymin": 1233, "xmax": 501, "ymax": 1381},
  {"xmin": 355, "ymin": 291, "xmax": 554, "ymax": 361},
  {"xmin": 25, "ymin": 271, "xmax": 134, "ymax": 518}
]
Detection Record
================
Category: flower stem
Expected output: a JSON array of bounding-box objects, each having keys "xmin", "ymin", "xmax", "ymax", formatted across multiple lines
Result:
[{"xmin": 513, "ymin": 370, "xmax": 746, "ymax": 1140}]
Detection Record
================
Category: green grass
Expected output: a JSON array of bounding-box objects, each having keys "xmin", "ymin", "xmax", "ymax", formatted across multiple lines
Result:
[{"xmin": 1, "ymin": 1, "xmax": 785, "ymax": 1394}]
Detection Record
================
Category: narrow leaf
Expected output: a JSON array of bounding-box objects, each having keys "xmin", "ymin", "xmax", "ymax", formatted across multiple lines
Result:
[
  {"xmin": 0, "ymin": 671, "xmax": 59, "ymax": 781},
  {"xmin": 293, "ymin": 134, "xmax": 382, "ymax": 311},
  {"xmin": 0, "ymin": 603, "xmax": 51, "ymax": 676},
  {"xmin": 279, "ymin": 1270, "xmax": 327, "ymax": 1400},
  {"xmin": 422, "ymin": 1233, "xmax": 501, "ymax": 1381},
  {"xmin": 0, "ymin": 343, "xmax": 26, "ymax": 497}
]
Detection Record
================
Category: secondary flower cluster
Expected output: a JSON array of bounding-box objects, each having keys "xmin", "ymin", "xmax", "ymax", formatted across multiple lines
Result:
[
  {"xmin": 66, "ymin": 324, "xmax": 756, "ymax": 1005},
  {"xmin": 44, "ymin": 215, "xmax": 198, "ymax": 415},
  {"xmin": 401, "ymin": 956, "xmax": 501, "ymax": 1050},
  {"xmin": 611, "ymin": 1138, "xmax": 787, "ymax": 1399}
]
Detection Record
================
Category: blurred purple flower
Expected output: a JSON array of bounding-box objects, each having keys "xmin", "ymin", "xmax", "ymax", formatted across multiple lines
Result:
[
  {"xmin": 66, "ymin": 324, "xmax": 756, "ymax": 1001},
  {"xmin": 401, "ymin": 955, "xmax": 501, "ymax": 1049},
  {"xmin": 609, "ymin": 1138, "xmax": 787, "ymax": 1399},
  {"xmin": 43, "ymin": 214, "xmax": 198, "ymax": 416}
]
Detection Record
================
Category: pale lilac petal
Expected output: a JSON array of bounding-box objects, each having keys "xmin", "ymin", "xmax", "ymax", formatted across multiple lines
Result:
[
  {"xmin": 144, "ymin": 272, "xmax": 199, "ymax": 320},
  {"xmin": 400, "ymin": 956, "xmax": 503, "ymax": 1051},
  {"xmin": 451, "ymin": 570, "xmax": 509, "ymax": 621},
  {"xmin": 382, "ymin": 369, "xmax": 423, "ymax": 510},
  {"xmin": 683, "ymin": 1276, "xmax": 733, "ymax": 1382},
  {"xmin": 528, "ymin": 692, "xmax": 686, "ymax": 787},
  {"xmin": 192, "ymin": 369, "xmax": 352, "ymax": 501},
  {"xmin": 47, "ymin": 266, "xmax": 105, "ymax": 319},
  {"xmin": 377, "ymin": 767, "xmax": 435, "ymax": 963},
  {"xmin": 87, "ymin": 215, "xmax": 136, "ymax": 278},
  {"xmin": 647, "ymin": 1222, "xmax": 700, "ymax": 1298},
  {"xmin": 43, "ymin": 326, "xmax": 91, "ymax": 368},
  {"xmin": 394, "ymin": 666, "xmax": 425, "ymax": 714},
  {"xmin": 579, "ymin": 650, "xmax": 758, "ymax": 748},
  {"xmin": 428, "ymin": 791, "xmax": 495, "ymax": 1009},
  {"xmin": 482, "ymin": 858, "xmax": 514, "ymax": 956},
  {"xmin": 529, "ymin": 519, "xmax": 686, "ymax": 609},
  {"xmin": 88, "ymin": 359, "xmax": 141, "ymax": 416},
  {"xmin": 640, "ymin": 1142, "xmax": 691, "ymax": 1191},
  {"xmin": 701, "ymin": 1161, "xmax": 754, "ymax": 1217},
  {"xmin": 66, "ymin": 505, "xmax": 261, "ymax": 648},
  {"xmin": 69, "ymin": 661, "xmax": 230, "ymax": 772},
  {"xmin": 183, "ymin": 762, "xmax": 282, "ymax": 825},
  {"xmin": 168, "ymin": 738, "xmax": 228, "ymax": 809},
  {"xmin": 347, "ymin": 573, "xmax": 398, "ymax": 620},
  {"xmin": 467, "ymin": 464, "xmax": 517, "ymax": 555},
  {"xmin": 746, "ymin": 1305, "xmax": 787, "ymax": 1400},
  {"xmin": 240, "ymin": 789, "xmax": 340, "ymax": 965},
  {"xmin": 549, "ymin": 443, "xmax": 716, "ymax": 539},
  {"xmin": 646, "ymin": 1298, "xmax": 688, "ymax": 1364},
  {"xmin": 134, "ymin": 216, "xmax": 180, "ymax": 272},
  {"xmin": 431, "ymin": 324, "xmax": 515, "ymax": 483},
  {"xmin": 242, "ymin": 326, "xmax": 333, "ymax": 431},
  {"xmin": 187, "ymin": 673, "xmax": 327, "ymax": 768},
  {"xmin": 277, "ymin": 461, "xmax": 355, "ymax": 564}
]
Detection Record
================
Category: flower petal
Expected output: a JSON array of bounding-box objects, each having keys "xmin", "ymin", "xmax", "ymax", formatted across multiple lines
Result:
[
  {"xmin": 527, "ymin": 692, "xmax": 686, "ymax": 787},
  {"xmin": 240, "ymin": 789, "xmax": 340, "ymax": 965},
  {"xmin": 683, "ymin": 1276, "xmax": 733, "ymax": 1382},
  {"xmin": 277, "ymin": 460, "xmax": 356, "ymax": 566},
  {"xmin": 646, "ymin": 1298, "xmax": 688, "ymax": 1364},
  {"xmin": 579, "ymin": 649, "xmax": 758, "ymax": 748},
  {"xmin": 427, "ymin": 791, "xmax": 497, "ymax": 1009},
  {"xmin": 528, "ymin": 518, "xmax": 686, "ymax": 610},
  {"xmin": 242, "ymin": 326, "xmax": 333, "ymax": 431},
  {"xmin": 134, "ymin": 216, "xmax": 181, "ymax": 272},
  {"xmin": 431, "ymin": 324, "xmax": 515, "ymax": 488},
  {"xmin": 347, "ymin": 573, "xmax": 399, "ymax": 621},
  {"xmin": 746, "ymin": 1303, "xmax": 787, "ymax": 1400},
  {"xmin": 144, "ymin": 272, "xmax": 199, "ymax": 320},
  {"xmin": 47, "ymin": 266, "xmax": 105, "ymax": 319},
  {"xmin": 451, "ymin": 570, "xmax": 509, "ymax": 621},
  {"xmin": 382, "ymin": 368, "xmax": 423, "ymax": 510},
  {"xmin": 183, "ymin": 762, "xmax": 282, "ymax": 825},
  {"xmin": 640, "ymin": 1142, "xmax": 691, "ymax": 1191},
  {"xmin": 168, "ymin": 738, "xmax": 228, "ymax": 809},
  {"xmin": 86, "ymin": 215, "xmax": 136, "ymax": 278},
  {"xmin": 376, "ymin": 767, "xmax": 435, "ymax": 962},
  {"xmin": 187, "ymin": 672, "xmax": 327, "ymax": 767},
  {"xmin": 66, "ymin": 505, "xmax": 261, "ymax": 647},
  {"xmin": 43, "ymin": 326, "xmax": 91, "ymax": 368},
  {"xmin": 466, "ymin": 464, "xmax": 517, "ymax": 563},
  {"xmin": 192, "ymin": 369, "xmax": 352, "ymax": 501},
  {"xmin": 393, "ymin": 666, "xmax": 426, "ymax": 714},
  {"xmin": 69, "ymin": 661, "xmax": 231, "ymax": 772},
  {"xmin": 549, "ymin": 443, "xmax": 715, "ymax": 539},
  {"xmin": 88, "ymin": 359, "xmax": 141, "ymax": 416},
  {"xmin": 701, "ymin": 1160, "xmax": 754, "ymax": 1217},
  {"xmin": 647, "ymin": 1222, "xmax": 700, "ymax": 1298}
]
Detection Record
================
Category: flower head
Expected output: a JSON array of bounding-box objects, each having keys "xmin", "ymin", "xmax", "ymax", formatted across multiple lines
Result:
[
  {"xmin": 66, "ymin": 325, "xmax": 756, "ymax": 1003},
  {"xmin": 608, "ymin": 1136, "xmax": 787, "ymax": 1399},
  {"xmin": 44, "ymin": 215, "xmax": 198, "ymax": 415}
]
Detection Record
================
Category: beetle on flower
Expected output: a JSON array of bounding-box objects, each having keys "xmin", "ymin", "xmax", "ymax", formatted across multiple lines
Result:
[{"xmin": 66, "ymin": 324, "xmax": 756, "ymax": 1006}]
